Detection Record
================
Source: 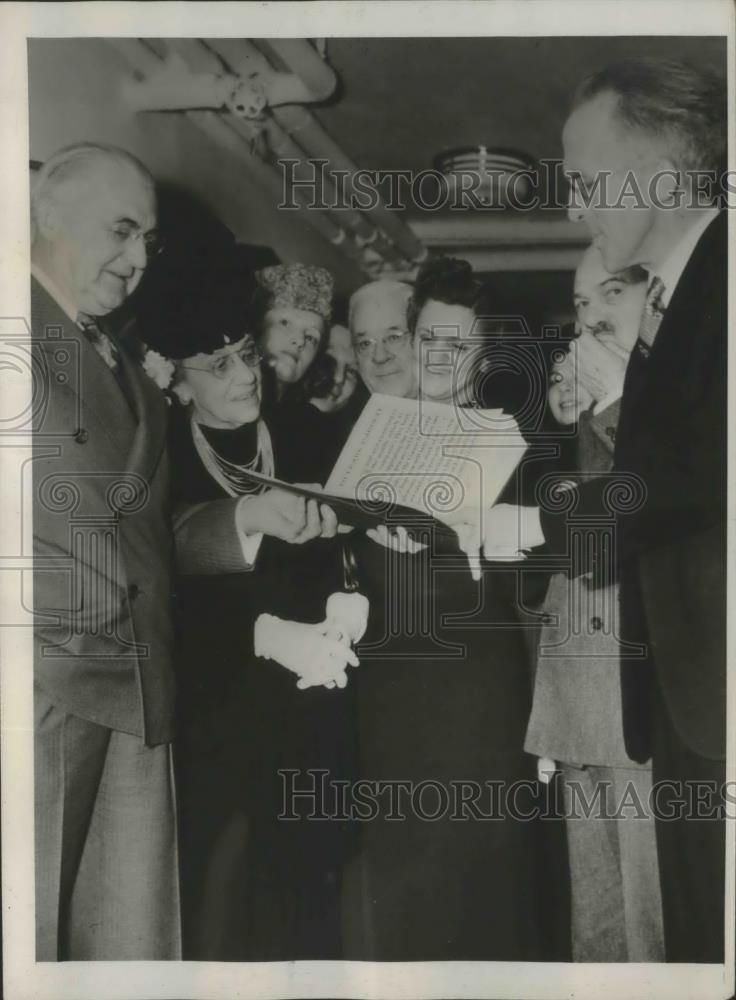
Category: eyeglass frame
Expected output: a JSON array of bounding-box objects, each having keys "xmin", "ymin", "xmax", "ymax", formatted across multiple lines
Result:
[
  {"xmin": 353, "ymin": 328, "xmax": 414, "ymax": 357},
  {"xmin": 106, "ymin": 221, "xmax": 164, "ymax": 257},
  {"xmin": 415, "ymin": 333, "xmax": 478, "ymax": 356},
  {"xmin": 178, "ymin": 343, "xmax": 264, "ymax": 380}
]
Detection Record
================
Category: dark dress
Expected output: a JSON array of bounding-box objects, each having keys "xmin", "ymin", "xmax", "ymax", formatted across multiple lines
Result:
[
  {"xmin": 265, "ymin": 378, "xmax": 371, "ymax": 486},
  {"xmin": 267, "ymin": 376, "xmax": 569, "ymax": 960},
  {"xmin": 335, "ymin": 391, "xmax": 570, "ymax": 960},
  {"xmin": 169, "ymin": 405, "xmax": 358, "ymax": 960},
  {"xmin": 340, "ymin": 530, "xmax": 568, "ymax": 960}
]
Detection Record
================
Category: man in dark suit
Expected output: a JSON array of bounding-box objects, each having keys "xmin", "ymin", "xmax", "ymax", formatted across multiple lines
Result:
[
  {"xmin": 30, "ymin": 143, "xmax": 181, "ymax": 960},
  {"xmin": 453, "ymin": 59, "xmax": 727, "ymax": 962}
]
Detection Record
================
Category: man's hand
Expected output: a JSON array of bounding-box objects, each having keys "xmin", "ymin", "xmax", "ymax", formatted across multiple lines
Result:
[
  {"xmin": 482, "ymin": 504, "xmax": 541, "ymax": 557},
  {"xmin": 572, "ymin": 331, "xmax": 628, "ymax": 404},
  {"xmin": 238, "ymin": 487, "xmax": 337, "ymax": 543},
  {"xmin": 447, "ymin": 516, "xmax": 484, "ymax": 582},
  {"xmin": 594, "ymin": 331, "xmax": 631, "ymax": 362},
  {"xmin": 443, "ymin": 503, "xmax": 544, "ymax": 571},
  {"xmin": 366, "ymin": 524, "xmax": 428, "ymax": 555}
]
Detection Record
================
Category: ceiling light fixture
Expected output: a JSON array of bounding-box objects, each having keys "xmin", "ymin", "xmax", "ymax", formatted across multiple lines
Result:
[{"xmin": 433, "ymin": 145, "xmax": 536, "ymax": 209}]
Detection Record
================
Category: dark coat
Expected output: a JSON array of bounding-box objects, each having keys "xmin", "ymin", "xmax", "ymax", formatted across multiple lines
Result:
[
  {"xmin": 168, "ymin": 405, "xmax": 357, "ymax": 961},
  {"xmin": 265, "ymin": 378, "xmax": 371, "ymax": 486},
  {"xmin": 540, "ymin": 213, "xmax": 727, "ymax": 762}
]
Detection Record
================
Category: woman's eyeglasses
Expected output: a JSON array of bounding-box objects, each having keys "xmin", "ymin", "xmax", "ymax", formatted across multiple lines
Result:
[
  {"xmin": 417, "ymin": 335, "xmax": 475, "ymax": 355},
  {"xmin": 179, "ymin": 344, "xmax": 263, "ymax": 380}
]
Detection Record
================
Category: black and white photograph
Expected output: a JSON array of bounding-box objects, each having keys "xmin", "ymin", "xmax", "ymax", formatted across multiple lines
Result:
[{"xmin": 0, "ymin": 2, "xmax": 733, "ymax": 998}]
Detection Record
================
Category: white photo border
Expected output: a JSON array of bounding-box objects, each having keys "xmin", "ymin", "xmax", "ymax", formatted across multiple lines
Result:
[{"xmin": 1, "ymin": 2, "xmax": 734, "ymax": 998}]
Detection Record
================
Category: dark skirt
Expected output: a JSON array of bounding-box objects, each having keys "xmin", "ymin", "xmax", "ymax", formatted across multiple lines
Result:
[
  {"xmin": 340, "ymin": 531, "xmax": 570, "ymax": 960},
  {"xmin": 175, "ymin": 539, "xmax": 359, "ymax": 961}
]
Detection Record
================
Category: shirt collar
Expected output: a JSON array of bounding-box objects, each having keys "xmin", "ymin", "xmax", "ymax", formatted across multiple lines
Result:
[
  {"xmin": 31, "ymin": 261, "xmax": 82, "ymax": 326},
  {"xmin": 649, "ymin": 207, "xmax": 721, "ymax": 307}
]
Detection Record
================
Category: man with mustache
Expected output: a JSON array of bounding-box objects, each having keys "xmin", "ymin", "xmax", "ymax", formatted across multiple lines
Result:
[{"xmin": 526, "ymin": 246, "xmax": 661, "ymax": 961}]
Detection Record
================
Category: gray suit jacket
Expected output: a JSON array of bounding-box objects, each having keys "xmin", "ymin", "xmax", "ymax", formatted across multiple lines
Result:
[
  {"xmin": 525, "ymin": 399, "xmax": 648, "ymax": 768},
  {"xmin": 32, "ymin": 277, "xmax": 176, "ymax": 745}
]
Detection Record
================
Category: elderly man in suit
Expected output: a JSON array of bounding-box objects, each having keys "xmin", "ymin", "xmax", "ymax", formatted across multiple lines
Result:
[
  {"xmin": 31, "ymin": 143, "xmax": 177, "ymax": 961},
  {"xmin": 454, "ymin": 58, "xmax": 727, "ymax": 962},
  {"xmin": 348, "ymin": 279, "xmax": 416, "ymax": 399}
]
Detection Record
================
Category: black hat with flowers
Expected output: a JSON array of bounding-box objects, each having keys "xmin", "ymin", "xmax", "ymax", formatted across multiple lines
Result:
[{"xmin": 136, "ymin": 249, "xmax": 261, "ymax": 361}]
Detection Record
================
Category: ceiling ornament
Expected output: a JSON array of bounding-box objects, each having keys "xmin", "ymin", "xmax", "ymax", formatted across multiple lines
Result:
[{"xmin": 112, "ymin": 38, "xmax": 425, "ymax": 280}]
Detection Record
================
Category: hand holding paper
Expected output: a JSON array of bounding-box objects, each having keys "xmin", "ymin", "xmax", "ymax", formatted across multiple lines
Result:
[
  {"xmin": 366, "ymin": 524, "xmax": 428, "ymax": 556},
  {"xmin": 238, "ymin": 487, "xmax": 337, "ymax": 543},
  {"xmin": 229, "ymin": 395, "xmax": 528, "ymax": 539},
  {"xmin": 326, "ymin": 394, "xmax": 528, "ymax": 532},
  {"xmin": 443, "ymin": 503, "xmax": 544, "ymax": 567}
]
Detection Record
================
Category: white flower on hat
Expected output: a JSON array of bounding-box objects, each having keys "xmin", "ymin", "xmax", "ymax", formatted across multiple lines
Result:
[{"xmin": 142, "ymin": 347, "xmax": 176, "ymax": 390}]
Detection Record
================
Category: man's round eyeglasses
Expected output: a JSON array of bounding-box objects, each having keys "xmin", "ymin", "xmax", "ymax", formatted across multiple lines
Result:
[
  {"xmin": 107, "ymin": 223, "xmax": 164, "ymax": 258},
  {"xmin": 179, "ymin": 345, "xmax": 263, "ymax": 380},
  {"xmin": 354, "ymin": 330, "xmax": 412, "ymax": 356}
]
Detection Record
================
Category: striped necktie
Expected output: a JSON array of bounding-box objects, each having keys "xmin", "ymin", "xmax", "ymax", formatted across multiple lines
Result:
[
  {"xmin": 635, "ymin": 276, "xmax": 666, "ymax": 359},
  {"xmin": 77, "ymin": 315, "xmax": 120, "ymax": 371}
]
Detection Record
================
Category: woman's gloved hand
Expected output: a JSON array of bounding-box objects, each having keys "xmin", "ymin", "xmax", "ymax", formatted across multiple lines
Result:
[
  {"xmin": 324, "ymin": 592, "xmax": 370, "ymax": 644},
  {"xmin": 254, "ymin": 613, "xmax": 359, "ymax": 689}
]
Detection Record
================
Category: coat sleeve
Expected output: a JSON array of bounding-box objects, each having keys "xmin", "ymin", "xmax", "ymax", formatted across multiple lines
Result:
[
  {"xmin": 174, "ymin": 498, "xmax": 255, "ymax": 575},
  {"xmin": 540, "ymin": 352, "xmax": 725, "ymax": 577},
  {"xmin": 584, "ymin": 398, "xmax": 620, "ymax": 458}
]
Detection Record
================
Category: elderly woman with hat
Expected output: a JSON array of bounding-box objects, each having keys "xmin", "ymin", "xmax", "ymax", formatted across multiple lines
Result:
[
  {"xmin": 138, "ymin": 257, "xmax": 366, "ymax": 961},
  {"xmin": 253, "ymin": 262, "xmax": 333, "ymax": 398},
  {"xmin": 252, "ymin": 263, "xmax": 368, "ymax": 484}
]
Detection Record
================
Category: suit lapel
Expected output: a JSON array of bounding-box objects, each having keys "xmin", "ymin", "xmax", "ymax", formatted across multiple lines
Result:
[
  {"xmin": 118, "ymin": 342, "xmax": 168, "ymax": 485},
  {"xmin": 32, "ymin": 278, "xmax": 137, "ymax": 452},
  {"xmin": 32, "ymin": 278, "xmax": 166, "ymax": 488},
  {"xmin": 615, "ymin": 213, "xmax": 725, "ymax": 459}
]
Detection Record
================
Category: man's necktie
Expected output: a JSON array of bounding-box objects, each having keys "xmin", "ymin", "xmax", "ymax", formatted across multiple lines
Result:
[
  {"xmin": 77, "ymin": 314, "xmax": 136, "ymax": 414},
  {"xmin": 77, "ymin": 315, "xmax": 120, "ymax": 371},
  {"xmin": 635, "ymin": 276, "xmax": 666, "ymax": 359}
]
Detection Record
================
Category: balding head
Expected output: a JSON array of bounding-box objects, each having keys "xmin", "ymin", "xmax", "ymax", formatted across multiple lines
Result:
[
  {"xmin": 348, "ymin": 280, "xmax": 411, "ymax": 329},
  {"xmin": 348, "ymin": 280, "xmax": 416, "ymax": 397},
  {"xmin": 32, "ymin": 143, "xmax": 157, "ymax": 317},
  {"xmin": 563, "ymin": 59, "xmax": 725, "ymax": 273}
]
